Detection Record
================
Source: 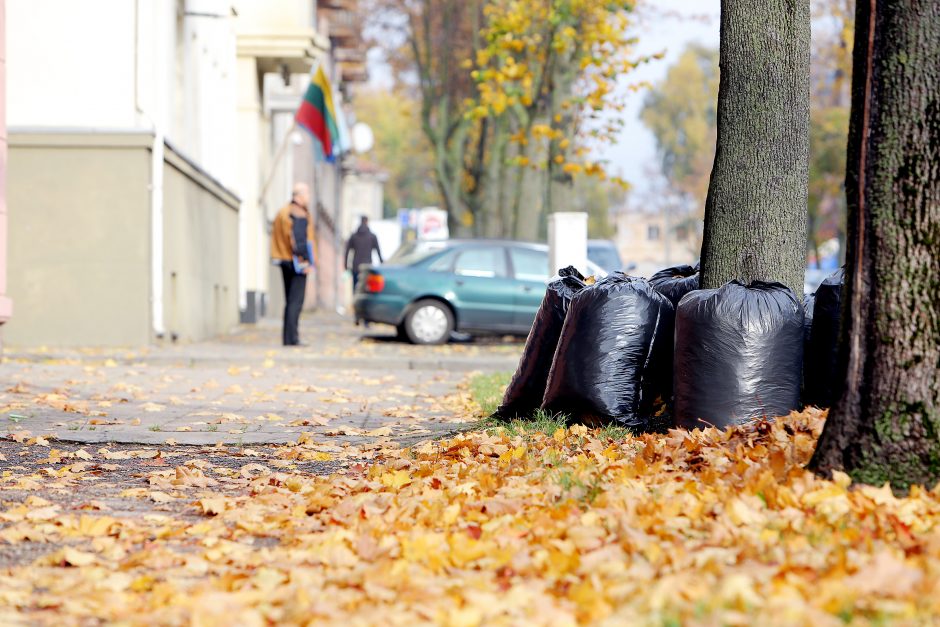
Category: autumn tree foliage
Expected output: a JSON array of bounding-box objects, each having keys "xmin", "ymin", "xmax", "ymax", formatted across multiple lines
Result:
[
  {"xmin": 640, "ymin": 44, "xmax": 719, "ymax": 254},
  {"xmin": 807, "ymin": 0, "xmax": 855, "ymax": 265},
  {"xmin": 351, "ymin": 89, "xmax": 439, "ymax": 214},
  {"xmin": 366, "ymin": 0, "xmax": 645, "ymax": 238},
  {"xmin": 466, "ymin": 0, "xmax": 644, "ymax": 239},
  {"xmin": 365, "ymin": 0, "xmax": 481, "ymax": 232},
  {"xmin": 809, "ymin": 0, "xmax": 940, "ymax": 490},
  {"xmin": 641, "ymin": 3, "xmax": 851, "ymax": 270}
]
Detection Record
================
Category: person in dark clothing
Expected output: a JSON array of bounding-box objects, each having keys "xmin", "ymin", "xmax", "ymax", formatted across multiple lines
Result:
[
  {"xmin": 270, "ymin": 183, "xmax": 315, "ymax": 346},
  {"xmin": 344, "ymin": 216, "xmax": 383, "ymax": 289}
]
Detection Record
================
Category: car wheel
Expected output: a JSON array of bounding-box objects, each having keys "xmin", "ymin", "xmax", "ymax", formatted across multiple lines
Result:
[{"xmin": 404, "ymin": 300, "xmax": 454, "ymax": 345}]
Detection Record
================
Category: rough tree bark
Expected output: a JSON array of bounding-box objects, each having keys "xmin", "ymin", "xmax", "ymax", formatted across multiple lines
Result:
[
  {"xmin": 699, "ymin": 0, "xmax": 810, "ymax": 296},
  {"xmin": 809, "ymin": 0, "xmax": 940, "ymax": 490}
]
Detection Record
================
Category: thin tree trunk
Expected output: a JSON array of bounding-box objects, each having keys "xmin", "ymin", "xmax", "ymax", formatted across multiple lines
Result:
[
  {"xmin": 432, "ymin": 125, "xmax": 463, "ymax": 234},
  {"xmin": 544, "ymin": 54, "xmax": 578, "ymax": 219},
  {"xmin": 508, "ymin": 108, "xmax": 539, "ymax": 240},
  {"xmin": 514, "ymin": 159, "xmax": 543, "ymax": 241},
  {"xmin": 699, "ymin": 0, "xmax": 810, "ymax": 296},
  {"xmin": 482, "ymin": 118, "xmax": 508, "ymax": 237},
  {"xmin": 809, "ymin": 0, "xmax": 940, "ymax": 491},
  {"xmin": 500, "ymin": 136, "xmax": 519, "ymax": 238}
]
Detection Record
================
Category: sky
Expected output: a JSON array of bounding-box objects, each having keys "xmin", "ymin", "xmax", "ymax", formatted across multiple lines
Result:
[
  {"xmin": 365, "ymin": 0, "xmax": 721, "ymax": 198},
  {"xmin": 597, "ymin": 0, "xmax": 720, "ymax": 197}
]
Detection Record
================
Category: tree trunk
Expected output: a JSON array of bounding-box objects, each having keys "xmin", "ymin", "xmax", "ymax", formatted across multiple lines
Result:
[
  {"xmin": 699, "ymin": 0, "xmax": 810, "ymax": 296},
  {"xmin": 544, "ymin": 54, "xmax": 577, "ymax": 219},
  {"xmin": 514, "ymin": 161, "xmax": 543, "ymax": 241},
  {"xmin": 482, "ymin": 118, "xmax": 508, "ymax": 238},
  {"xmin": 809, "ymin": 0, "xmax": 940, "ymax": 491}
]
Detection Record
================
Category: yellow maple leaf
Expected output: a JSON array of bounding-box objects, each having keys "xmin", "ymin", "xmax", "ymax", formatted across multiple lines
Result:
[
  {"xmin": 381, "ymin": 470, "xmax": 412, "ymax": 490},
  {"xmin": 60, "ymin": 547, "xmax": 97, "ymax": 567},
  {"xmin": 199, "ymin": 498, "xmax": 227, "ymax": 516}
]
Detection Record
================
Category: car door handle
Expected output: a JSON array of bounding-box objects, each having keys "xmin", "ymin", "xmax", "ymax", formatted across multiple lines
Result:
[
  {"xmin": 522, "ymin": 285, "xmax": 533, "ymax": 292},
  {"xmin": 456, "ymin": 280, "xmax": 465, "ymax": 287}
]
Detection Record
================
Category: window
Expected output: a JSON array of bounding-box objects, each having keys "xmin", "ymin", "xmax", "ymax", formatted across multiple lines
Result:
[
  {"xmin": 427, "ymin": 250, "xmax": 457, "ymax": 272},
  {"xmin": 454, "ymin": 247, "xmax": 508, "ymax": 278},
  {"xmin": 647, "ymin": 225, "xmax": 661, "ymax": 241},
  {"xmin": 510, "ymin": 247, "xmax": 549, "ymax": 282}
]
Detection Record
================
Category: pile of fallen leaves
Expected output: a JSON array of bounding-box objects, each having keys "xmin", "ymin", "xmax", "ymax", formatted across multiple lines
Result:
[{"xmin": 2, "ymin": 409, "xmax": 940, "ymax": 625}]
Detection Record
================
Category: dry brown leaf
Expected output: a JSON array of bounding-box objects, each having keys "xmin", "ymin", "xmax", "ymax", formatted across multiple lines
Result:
[{"xmin": 148, "ymin": 491, "xmax": 174, "ymax": 503}]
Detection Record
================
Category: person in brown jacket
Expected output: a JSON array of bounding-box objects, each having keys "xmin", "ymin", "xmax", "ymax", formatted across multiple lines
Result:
[{"xmin": 271, "ymin": 183, "xmax": 315, "ymax": 346}]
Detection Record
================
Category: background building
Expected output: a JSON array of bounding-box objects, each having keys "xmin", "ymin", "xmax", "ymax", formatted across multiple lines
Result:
[
  {"xmin": 615, "ymin": 204, "xmax": 700, "ymax": 278},
  {"xmin": 0, "ymin": 0, "xmax": 9, "ymax": 333},
  {"xmin": 258, "ymin": 0, "xmax": 373, "ymax": 319},
  {"xmin": 2, "ymin": 0, "xmax": 369, "ymax": 347}
]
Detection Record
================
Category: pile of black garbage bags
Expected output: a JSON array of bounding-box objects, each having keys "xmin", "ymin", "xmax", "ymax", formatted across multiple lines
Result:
[{"xmin": 494, "ymin": 263, "xmax": 845, "ymax": 432}]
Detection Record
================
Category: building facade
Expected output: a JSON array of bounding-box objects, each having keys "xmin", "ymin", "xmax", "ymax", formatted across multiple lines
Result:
[
  {"xmin": 256, "ymin": 0, "xmax": 372, "ymax": 318},
  {"xmin": 3, "ymin": 0, "xmax": 366, "ymax": 347},
  {"xmin": 615, "ymin": 205, "xmax": 701, "ymax": 278},
  {"xmin": 0, "ymin": 0, "xmax": 9, "ymax": 332}
]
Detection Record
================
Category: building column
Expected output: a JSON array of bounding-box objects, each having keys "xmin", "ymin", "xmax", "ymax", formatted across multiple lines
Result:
[
  {"xmin": 0, "ymin": 0, "xmax": 11, "ymax": 327},
  {"xmin": 235, "ymin": 55, "xmax": 267, "ymax": 322}
]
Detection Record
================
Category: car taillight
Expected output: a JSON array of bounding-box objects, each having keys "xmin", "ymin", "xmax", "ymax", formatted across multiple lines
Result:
[{"xmin": 365, "ymin": 273, "xmax": 385, "ymax": 293}]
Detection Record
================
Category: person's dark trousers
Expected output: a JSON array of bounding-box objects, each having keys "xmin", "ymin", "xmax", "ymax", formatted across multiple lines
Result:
[
  {"xmin": 280, "ymin": 261, "xmax": 306, "ymax": 346},
  {"xmin": 351, "ymin": 270, "xmax": 360, "ymax": 291}
]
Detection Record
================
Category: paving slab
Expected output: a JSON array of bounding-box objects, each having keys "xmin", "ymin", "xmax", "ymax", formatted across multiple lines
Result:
[{"xmin": 1, "ymin": 313, "xmax": 522, "ymax": 447}]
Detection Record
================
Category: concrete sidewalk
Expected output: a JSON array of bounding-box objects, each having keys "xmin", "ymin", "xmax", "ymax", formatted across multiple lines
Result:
[{"xmin": 0, "ymin": 312, "xmax": 522, "ymax": 447}]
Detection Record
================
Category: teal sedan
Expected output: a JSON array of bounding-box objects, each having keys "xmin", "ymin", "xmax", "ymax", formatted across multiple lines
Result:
[{"xmin": 354, "ymin": 240, "xmax": 571, "ymax": 344}]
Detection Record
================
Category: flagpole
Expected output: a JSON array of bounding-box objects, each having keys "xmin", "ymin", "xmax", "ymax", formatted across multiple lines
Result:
[
  {"xmin": 292, "ymin": 60, "xmax": 346, "ymax": 313},
  {"xmin": 257, "ymin": 121, "xmax": 297, "ymax": 211}
]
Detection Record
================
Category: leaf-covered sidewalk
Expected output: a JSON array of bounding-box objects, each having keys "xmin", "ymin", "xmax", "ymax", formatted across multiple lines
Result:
[{"xmin": 1, "ymin": 406, "xmax": 939, "ymax": 626}]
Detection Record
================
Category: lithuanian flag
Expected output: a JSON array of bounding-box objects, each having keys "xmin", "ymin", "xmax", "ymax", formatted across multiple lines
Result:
[{"xmin": 295, "ymin": 66, "xmax": 342, "ymax": 161}]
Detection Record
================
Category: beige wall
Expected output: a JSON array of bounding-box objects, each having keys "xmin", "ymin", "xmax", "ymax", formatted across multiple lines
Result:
[
  {"xmin": 4, "ymin": 132, "xmax": 152, "ymax": 346},
  {"xmin": 162, "ymin": 146, "xmax": 240, "ymax": 342},
  {"xmin": 0, "ymin": 0, "xmax": 10, "ymax": 326},
  {"xmin": 616, "ymin": 210, "xmax": 699, "ymax": 278},
  {"xmin": 3, "ymin": 131, "xmax": 240, "ymax": 347}
]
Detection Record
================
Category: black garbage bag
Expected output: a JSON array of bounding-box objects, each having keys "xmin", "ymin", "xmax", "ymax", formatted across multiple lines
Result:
[
  {"xmin": 494, "ymin": 266, "xmax": 586, "ymax": 420},
  {"xmin": 649, "ymin": 263, "xmax": 700, "ymax": 308},
  {"xmin": 674, "ymin": 281, "xmax": 804, "ymax": 430},
  {"xmin": 541, "ymin": 273, "xmax": 675, "ymax": 430},
  {"xmin": 802, "ymin": 292, "xmax": 816, "ymax": 346},
  {"xmin": 804, "ymin": 268, "xmax": 845, "ymax": 407},
  {"xmin": 801, "ymin": 292, "xmax": 816, "ymax": 401}
]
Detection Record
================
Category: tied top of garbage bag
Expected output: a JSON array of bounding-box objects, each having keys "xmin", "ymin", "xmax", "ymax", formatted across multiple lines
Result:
[
  {"xmin": 649, "ymin": 263, "xmax": 700, "ymax": 307},
  {"xmin": 542, "ymin": 272, "xmax": 675, "ymax": 430},
  {"xmin": 494, "ymin": 266, "xmax": 586, "ymax": 420},
  {"xmin": 805, "ymin": 267, "xmax": 845, "ymax": 408},
  {"xmin": 557, "ymin": 266, "xmax": 584, "ymax": 279},
  {"xmin": 674, "ymin": 280, "xmax": 804, "ymax": 430}
]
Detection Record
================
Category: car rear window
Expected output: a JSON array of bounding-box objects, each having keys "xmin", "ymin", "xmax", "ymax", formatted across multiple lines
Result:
[
  {"xmin": 427, "ymin": 249, "xmax": 458, "ymax": 272},
  {"xmin": 454, "ymin": 247, "xmax": 508, "ymax": 278},
  {"xmin": 587, "ymin": 245, "xmax": 623, "ymax": 273},
  {"xmin": 510, "ymin": 247, "xmax": 548, "ymax": 282},
  {"xmin": 388, "ymin": 242, "xmax": 450, "ymax": 266}
]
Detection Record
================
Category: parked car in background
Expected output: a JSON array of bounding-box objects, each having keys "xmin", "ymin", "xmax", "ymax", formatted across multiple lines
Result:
[
  {"xmin": 355, "ymin": 240, "xmax": 605, "ymax": 344},
  {"xmin": 588, "ymin": 239, "xmax": 631, "ymax": 273}
]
